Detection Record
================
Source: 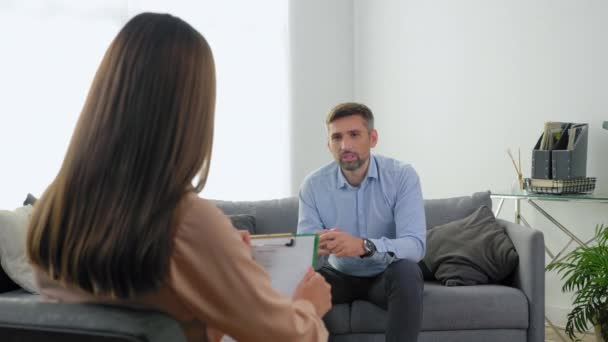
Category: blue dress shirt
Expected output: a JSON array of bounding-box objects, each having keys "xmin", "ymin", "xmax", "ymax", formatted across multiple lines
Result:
[{"xmin": 297, "ymin": 154, "xmax": 426, "ymax": 277}]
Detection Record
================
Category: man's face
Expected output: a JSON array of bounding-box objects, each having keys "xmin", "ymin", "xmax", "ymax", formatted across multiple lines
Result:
[{"xmin": 327, "ymin": 115, "xmax": 378, "ymax": 172}]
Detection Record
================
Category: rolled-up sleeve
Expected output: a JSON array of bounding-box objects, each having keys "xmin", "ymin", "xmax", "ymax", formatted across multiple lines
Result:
[{"xmin": 370, "ymin": 166, "xmax": 426, "ymax": 262}]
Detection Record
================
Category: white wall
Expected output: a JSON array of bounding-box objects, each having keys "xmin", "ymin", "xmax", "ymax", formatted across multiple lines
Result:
[
  {"xmin": 352, "ymin": 0, "xmax": 608, "ymax": 327},
  {"xmin": 288, "ymin": 0, "xmax": 355, "ymax": 194}
]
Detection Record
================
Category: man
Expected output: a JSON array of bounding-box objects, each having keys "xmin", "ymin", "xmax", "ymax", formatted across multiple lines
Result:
[{"xmin": 297, "ymin": 102, "xmax": 426, "ymax": 342}]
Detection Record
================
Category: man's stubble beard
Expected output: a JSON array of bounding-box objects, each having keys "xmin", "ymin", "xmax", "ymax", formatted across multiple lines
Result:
[{"xmin": 339, "ymin": 155, "xmax": 366, "ymax": 171}]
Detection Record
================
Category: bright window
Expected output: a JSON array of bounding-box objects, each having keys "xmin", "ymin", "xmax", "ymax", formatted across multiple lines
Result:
[{"xmin": 0, "ymin": 1, "xmax": 290, "ymax": 209}]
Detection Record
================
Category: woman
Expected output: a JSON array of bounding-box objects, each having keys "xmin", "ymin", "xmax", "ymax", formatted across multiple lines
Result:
[{"xmin": 26, "ymin": 12, "xmax": 330, "ymax": 341}]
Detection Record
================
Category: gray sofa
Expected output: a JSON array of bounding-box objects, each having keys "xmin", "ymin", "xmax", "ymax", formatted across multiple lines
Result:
[{"xmin": 0, "ymin": 191, "xmax": 544, "ymax": 342}]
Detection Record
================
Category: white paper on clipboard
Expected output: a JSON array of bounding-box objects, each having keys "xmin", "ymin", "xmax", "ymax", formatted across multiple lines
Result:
[{"xmin": 250, "ymin": 234, "xmax": 318, "ymax": 297}]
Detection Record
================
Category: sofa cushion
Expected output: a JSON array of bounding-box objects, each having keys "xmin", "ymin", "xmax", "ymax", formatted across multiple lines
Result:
[
  {"xmin": 349, "ymin": 283, "xmax": 528, "ymax": 333},
  {"xmin": 423, "ymin": 206, "xmax": 519, "ymax": 286},
  {"xmin": 331, "ymin": 330, "xmax": 527, "ymax": 342},
  {"xmin": 0, "ymin": 205, "xmax": 37, "ymax": 293},
  {"xmin": 423, "ymin": 191, "xmax": 491, "ymax": 230},
  {"xmin": 0, "ymin": 194, "xmax": 40, "ymax": 294},
  {"xmin": 23, "ymin": 193, "xmax": 37, "ymax": 206}
]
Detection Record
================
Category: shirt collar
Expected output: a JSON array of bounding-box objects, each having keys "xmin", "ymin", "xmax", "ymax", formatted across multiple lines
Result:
[{"xmin": 336, "ymin": 154, "xmax": 378, "ymax": 189}]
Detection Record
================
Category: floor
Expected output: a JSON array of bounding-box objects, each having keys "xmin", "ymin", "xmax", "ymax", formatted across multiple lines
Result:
[{"xmin": 546, "ymin": 325, "xmax": 596, "ymax": 342}]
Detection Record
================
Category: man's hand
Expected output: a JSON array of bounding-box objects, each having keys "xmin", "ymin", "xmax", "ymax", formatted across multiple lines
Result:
[{"xmin": 317, "ymin": 228, "xmax": 366, "ymax": 257}]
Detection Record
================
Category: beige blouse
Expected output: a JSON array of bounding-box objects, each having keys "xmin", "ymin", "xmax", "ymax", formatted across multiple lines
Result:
[{"xmin": 34, "ymin": 192, "xmax": 328, "ymax": 342}]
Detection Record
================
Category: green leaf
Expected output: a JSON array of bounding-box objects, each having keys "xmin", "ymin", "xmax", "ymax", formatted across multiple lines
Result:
[{"xmin": 549, "ymin": 224, "xmax": 608, "ymax": 338}]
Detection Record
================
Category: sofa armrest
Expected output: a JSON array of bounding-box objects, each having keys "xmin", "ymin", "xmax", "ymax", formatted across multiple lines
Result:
[
  {"xmin": 500, "ymin": 219, "xmax": 545, "ymax": 342},
  {"xmin": 0, "ymin": 296, "xmax": 186, "ymax": 342}
]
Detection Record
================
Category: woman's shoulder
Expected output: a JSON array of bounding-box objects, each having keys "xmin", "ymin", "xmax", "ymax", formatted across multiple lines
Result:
[
  {"xmin": 179, "ymin": 192, "xmax": 221, "ymax": 216},
  {"xmin": 173, "ymin": 192, "xmax": 236, "ymax": 242},
  {"xmin": 177, "ymin": 192, "xmax": 224, "ymax": 220}
]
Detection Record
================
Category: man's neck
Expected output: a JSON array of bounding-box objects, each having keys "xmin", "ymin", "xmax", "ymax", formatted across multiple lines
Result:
[{"xmin": 342, "ymin": 158, "xmax": 370, "ymax": 187}]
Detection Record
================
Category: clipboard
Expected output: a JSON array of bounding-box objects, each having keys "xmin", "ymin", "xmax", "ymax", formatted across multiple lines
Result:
[{"xmin": 249, "ymin": 233, "xmax": 318, "ymax": 296}]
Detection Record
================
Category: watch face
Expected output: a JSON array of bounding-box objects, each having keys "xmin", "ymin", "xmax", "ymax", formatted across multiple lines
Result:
[{"xmin": 365, "ymin": 239, "xmax": 376, "ymax": 252}]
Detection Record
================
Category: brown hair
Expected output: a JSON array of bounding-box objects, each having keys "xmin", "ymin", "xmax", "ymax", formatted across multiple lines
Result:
[
  {"xmin": 27, "ymin": 12, "xmax": 216, "ymax": 299},
  {"xmin": 325, "ymin": 102, "xmax": 374, "ymax": 130}
]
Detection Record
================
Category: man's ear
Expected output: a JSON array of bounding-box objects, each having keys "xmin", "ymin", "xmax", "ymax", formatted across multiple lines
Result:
[
  {"xmin": 370, "ymin": 129, "xmax": 378, "ymax": 148},
  {"xmin": 326, "ymin": 126, "xmax": 331, "ymax": 152}
]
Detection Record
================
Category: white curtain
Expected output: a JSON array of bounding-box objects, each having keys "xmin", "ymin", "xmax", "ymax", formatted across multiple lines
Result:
[{"xmin": 0, "ymin": 0, "xmax": 290, "ymax": 208}]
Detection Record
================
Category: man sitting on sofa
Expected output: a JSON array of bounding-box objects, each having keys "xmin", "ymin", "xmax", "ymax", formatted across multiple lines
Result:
[{"xmin": 297, "ymin": 102, "xmax": 426, "ymax": 342}]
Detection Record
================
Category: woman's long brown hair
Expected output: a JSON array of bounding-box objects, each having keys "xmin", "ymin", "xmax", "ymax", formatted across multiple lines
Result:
[{"xmin": 27, "ymin": 12, "xmax": 215, "ymax": 299}]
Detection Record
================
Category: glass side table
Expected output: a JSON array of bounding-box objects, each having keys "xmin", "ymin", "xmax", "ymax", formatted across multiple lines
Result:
[
  {"xmin": 491, "ymin": 190, "xmax": 608, "ymax": 260},
  {"xmin": 491, "ymin": 190, "xmax": 608, "ymax": 342}
]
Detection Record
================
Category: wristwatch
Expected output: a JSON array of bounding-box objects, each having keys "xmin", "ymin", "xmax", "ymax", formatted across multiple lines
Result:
[{"xmin": 361, "ymin": 238, "xmax": 376, "ymax": 258}]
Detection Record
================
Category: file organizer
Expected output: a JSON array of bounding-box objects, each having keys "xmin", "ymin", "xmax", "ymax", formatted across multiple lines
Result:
[
  {"xmin": 531, "ymin": 125, "xmax": 560, "ymax": 179},
  {"xmin": 531, "ymin": 123, "xmax": 588, "ymax": 180},
  {"xmin": 531, "ymin": 144, "xmax": 552, "ymax": 179},
  {"xmin": 552, "ymin": 124, "xmax": 588, "ymax": 180}
]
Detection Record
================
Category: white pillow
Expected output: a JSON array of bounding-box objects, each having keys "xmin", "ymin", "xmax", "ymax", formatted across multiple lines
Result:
[{"xmin": 0, "ymin": 205, "xmax": 38, "ymax": 293}]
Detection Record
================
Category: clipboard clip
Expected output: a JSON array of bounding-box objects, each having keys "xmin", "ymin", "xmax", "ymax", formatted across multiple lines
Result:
[
  {"xmin": 250, "ymin": 234, "xmax": 296, "ymax": 247},
  {"xmin": 254, "ymin": 238, "xmax": 295, "ymax": 247}
]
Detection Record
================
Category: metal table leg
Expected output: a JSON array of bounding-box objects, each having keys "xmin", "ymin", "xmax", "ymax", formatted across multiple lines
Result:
[
  {"xmin": 515, "ymin": 198, "xmax": 521, "ymax": 224},
  {"xmin": 519, "ymin": 213, "xmax": 555, "ymax": 259},
  {"xmin": 527, "ymin": 199, "xmax": 586, "ymax": 247},
  {"xmin": 495, "ymin": 198, "xmax": 505, "ymax": 217}
]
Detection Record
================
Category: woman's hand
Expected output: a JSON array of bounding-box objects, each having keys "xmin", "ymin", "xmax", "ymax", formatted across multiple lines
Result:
[
  {"xmin": 238, "ymin": 230, "xmax": 251, "ymax": 256},
  {"xmin": 292, "ymin": 267, "xmax": 332, "ymax": 317},
  {"xmin": 206, "ymin": 326, "xmax": 225, "ymax": 342}
]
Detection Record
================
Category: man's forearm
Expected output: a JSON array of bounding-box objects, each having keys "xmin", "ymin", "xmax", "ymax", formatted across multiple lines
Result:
[{"xmin": 369, "ymin": 236, "xmax": 425, "ymax": 262}]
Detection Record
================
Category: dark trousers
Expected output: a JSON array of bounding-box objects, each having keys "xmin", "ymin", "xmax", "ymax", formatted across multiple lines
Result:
[{"xmin": 319, "ymin": 259, "xmax": 424, "ymax": 342}]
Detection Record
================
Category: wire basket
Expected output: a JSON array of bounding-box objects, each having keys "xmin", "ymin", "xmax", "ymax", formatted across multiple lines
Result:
[{"xmin": 524, "ymin": 177, "xmax": 596, "ymax": 195}]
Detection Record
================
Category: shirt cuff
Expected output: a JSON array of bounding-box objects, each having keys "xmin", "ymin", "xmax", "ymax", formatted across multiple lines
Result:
[{"xmin": 369, "ymin": 238, "xmax": 389, "ymax": 254}]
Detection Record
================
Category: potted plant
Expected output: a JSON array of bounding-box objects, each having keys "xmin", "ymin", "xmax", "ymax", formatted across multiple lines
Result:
[{"xmin": 546, "ymin": 224, "xmax": 608, "ymax": 342}]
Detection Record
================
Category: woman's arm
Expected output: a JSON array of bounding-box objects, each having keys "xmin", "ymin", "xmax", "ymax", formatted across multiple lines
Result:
[{"xmin": 168, "ymin": 195, "xmax": 328, "ymax": 342}]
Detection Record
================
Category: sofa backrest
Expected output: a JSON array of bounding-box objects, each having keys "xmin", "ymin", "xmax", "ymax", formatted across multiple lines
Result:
[
  {"xmin": 424, "ymin": 191, "xmax": 492, "ymax": 229},
  {"xmin": 214, "ymin": 191, "xmax": 491, "ymax": 234},
  {"xmin": 214, "ymin": 198, "xmax": 299, "ymax": 234}
]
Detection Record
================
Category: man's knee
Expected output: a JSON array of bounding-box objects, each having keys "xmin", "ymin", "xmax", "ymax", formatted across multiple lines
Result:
[{"xmin": 386, "ymin": 259, "xmax": 423, "ymax": 288}]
